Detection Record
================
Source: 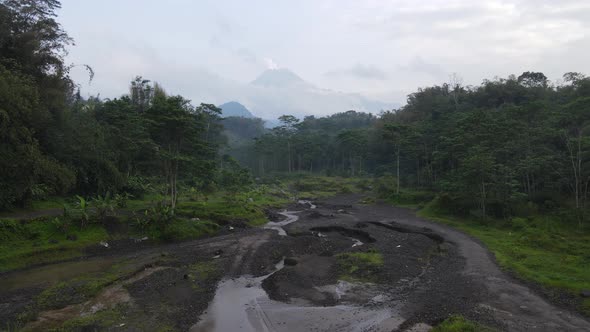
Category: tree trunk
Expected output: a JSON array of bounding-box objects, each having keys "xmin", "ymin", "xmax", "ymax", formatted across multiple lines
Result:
[
  {"xmin": 481, "ymin": 180, "xmax": 487, "ymax": 221},
  {"xmin": 396, "ymin": 146, "xmax": 400, "ymax": 195},
  {"xmin": 287, "ymin": 141, "xmax": 292, "ymax": 173}
]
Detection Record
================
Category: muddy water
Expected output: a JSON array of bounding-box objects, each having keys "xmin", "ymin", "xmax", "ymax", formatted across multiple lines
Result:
[
  {"xmin": 264, "ymin": 210, "xmax": 300, "ymax": 236},
  {"xmin": 297, "ymin": 200, "xmax": 317, "ymax": 209},
  {"xmin": 264, "ymin": 200, "xmax": 316, "ymax": 236},
  {"xmin": 191, "ymin": 260, "xmax": 402, "ymax": 332}
]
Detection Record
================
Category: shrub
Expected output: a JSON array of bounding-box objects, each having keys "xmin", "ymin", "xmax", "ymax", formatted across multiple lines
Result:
[
  {"xmin": 92, "ymin": 193, "xmax": 116, "ymax": 223},
  {"xmin": 373, "ymin": 175, "xmax": 397, "ymax": 198}
]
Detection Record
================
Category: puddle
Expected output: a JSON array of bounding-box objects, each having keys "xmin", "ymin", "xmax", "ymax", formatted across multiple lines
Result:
[
  {"xmin": 191, "ymin": 261, "xmax": 402, "ymax": 332},
  {"xmin": 351, "ymin": 238, "xmax": 364, "ymax": 247},
  {"xmin": 264, "ymin": 210, "xmax": 300, "ymax": 236}
]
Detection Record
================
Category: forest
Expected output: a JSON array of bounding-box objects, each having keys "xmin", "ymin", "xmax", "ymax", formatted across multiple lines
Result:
[
  {"xmin": 2, "ymin": 0, "xmax": 589, "ymax": 225},
  {"xmin": 1, "ymin": 1, "xmax": 590, "ymax": 331},
  {"xmin": 229, "ymin": 73, "xmax": 590, "ymax": 224}
]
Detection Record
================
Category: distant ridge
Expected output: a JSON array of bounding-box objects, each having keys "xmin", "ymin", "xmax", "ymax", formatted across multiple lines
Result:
[{"xmin": 219, "ymin": 101, "xmax": 254, "ymax": 118}]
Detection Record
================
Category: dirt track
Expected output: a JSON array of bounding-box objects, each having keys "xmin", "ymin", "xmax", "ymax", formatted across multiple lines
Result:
[{"xmin": 1, "ymin": 194, "xmax": 589, "ymax": 331}]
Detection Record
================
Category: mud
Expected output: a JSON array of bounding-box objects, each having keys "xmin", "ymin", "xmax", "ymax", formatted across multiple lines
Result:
[{"xmin": 1, "ymin": 194, "xmax": 590, "ymax": 331}]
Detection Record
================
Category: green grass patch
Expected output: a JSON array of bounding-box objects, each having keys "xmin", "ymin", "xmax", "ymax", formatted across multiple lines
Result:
[
  {"xmin": 0, "ymin": 219, "xmax": 108, "ymax": 272},
  {"xmin": 176, "ymin": 184, "xmax": 290, "ymax": 227},
  {"xmin": 419, "ymin": 201, "xmax": 590, "ymax": 315},
  {"xmin": 187, "ymin": 261, "xmax": 223, "ymax": 290},
  {"xmin": 59, "ymin": 305, "xmax": 127, "ymax": 331},
  {"xmin": 432, "ymin": 315, "xmax": 495, "ymax": 332},
  {"xmin": 337, "ymin": 249, "xmax": 384, "ymax": 282},
  {"xmin": 385, "ymin": 190, "xmax": 435, "ymax": 209},
  {"xmin": 158, "ymin": 219, "xmax": 220, "ymax": 242},
  {"xmin": 281, "ymin": 175, "xmax": 370, "ymax": 199},
  {"xmin": 0, "ymin": 182, "xmax": 296, "ymax": 272},
  {"xmin": 0, "ymin": 197, "xmax": 67, "ymax": 218},
  {"xmin": 124, "ymin": 193, "xmax": 166, "ymax": 211}
]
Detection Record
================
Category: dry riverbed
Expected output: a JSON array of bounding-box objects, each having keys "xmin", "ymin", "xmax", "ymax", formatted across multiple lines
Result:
[{"xmin": 1, "ymin": 195, "xmax": 589, "ymax": 331}]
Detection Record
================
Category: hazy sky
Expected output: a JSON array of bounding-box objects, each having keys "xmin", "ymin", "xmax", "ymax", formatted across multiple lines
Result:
[{"xmin": 60, "ymin": 0, "xmax": 590, "ymax": 113}]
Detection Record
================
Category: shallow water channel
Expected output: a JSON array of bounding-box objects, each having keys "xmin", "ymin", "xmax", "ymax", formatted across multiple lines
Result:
[
  {"xmin": 191, "ymin": 203, "xmax": 402, "ymax": 332},
  {"xmin": 190, "ymin": 258, "xmax": 401, "ymax": 332}
]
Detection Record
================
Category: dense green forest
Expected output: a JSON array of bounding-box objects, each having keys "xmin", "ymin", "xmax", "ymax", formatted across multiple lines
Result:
[
  {"xmin": 228, "ymin": 73, "xmax": 590, "ymax": 224},
  {"xmin": 0, "ymin": 0, "xmax": 253, "ymax": 211},
  {"xmin": 2, "ymin": 0, "xmax": 589, "ymax": 227}
]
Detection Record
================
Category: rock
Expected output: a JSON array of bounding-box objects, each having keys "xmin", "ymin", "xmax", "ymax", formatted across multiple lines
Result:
[
  {"xmin": 134, "ymin": 236, "xmax": 149, "ymax": 243},
  {"xmin": 228, "ymin": 226, "xmax": 234, "ymax": 231},
  {"xmin": 190, "ymin": 217, "xmax": 200, "ymax": 221},
  {"xmin": 581, "ymin": 289, "xmax": 590, "ymax": 297},
  {"xmin": 66, "ymin": 234, "xmax": 78, "ymax": 241},
  {"xmin": 248, "ymin": 197, "xmax": 254, "ymax": 203},
  {"xmin": 284, "ymin": 257, "xmax": 298, "ymax": 266},
  {"xmin": 99, "ymin": 241, "xmax": 109, "ymax": 248},
  {"xmin": 337, "ymin": 209, "xmax": 346, "ymax": 213}
]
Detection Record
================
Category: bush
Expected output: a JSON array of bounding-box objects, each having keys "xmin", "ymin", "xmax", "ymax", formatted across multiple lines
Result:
[
  {"xmin": 508, "ymin": 217, "xmax": 529, "ymax": 231},
  {"xmin": 122, "ymin": 176, "xmax": 152, "ymax": 198},
  {"xmin": 373, "ymin": 175, "xmax": 397, "ymax": 198},
  {"xmin": 92, "ymin": 194, "xmax": 116, "ymax": 223}
]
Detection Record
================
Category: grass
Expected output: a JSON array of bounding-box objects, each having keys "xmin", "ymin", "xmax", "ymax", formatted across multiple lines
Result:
[
  {"xmin": 337, "ymin": 249, "xmax": 384, "ymax": 282},
  {"xmin": 187, "ymin": 261, "xmax": 222, "ymax": 292},
  {"xmin": 0, "ymin": 197, "xmax": 67, "ymax": 218},
  {"xmin": 432, "ymin": 315, "xmax": 496, "ymax": 332},
  {"xmin": 419, "ymin": 201, "xmax": 590, "ymax": 315},
  {"xmin": 58, "ymin": 305, "xmax": 127, "ymax": 331},
  {"xmin": 385, "ymin": 190, "xmax": 435, "ymax": 209},
  {"xmin": 0, "ymin": 218, "xmax": 109, "ymax": 272},
  {"xmin": 175, "ymin": 185, "xmax": 291, "ymax": 227},
  {"xmin": 0, "ymin": 183, "xmax": 294, "ymax": 273},
  {"xmin": 278, "ymin": 174, "xmax": 371, "ymax": 199}
]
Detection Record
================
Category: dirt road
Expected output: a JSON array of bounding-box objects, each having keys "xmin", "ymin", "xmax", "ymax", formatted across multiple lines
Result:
[{"xmin": 1, "ymin": 194, "xmax": 589, "ymax": 331}]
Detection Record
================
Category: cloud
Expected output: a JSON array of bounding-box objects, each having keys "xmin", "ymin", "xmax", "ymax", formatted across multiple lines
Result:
[
  {"xmin": 325, "ymin": 63, "xmax": 388, "ymax": 80},
  {"xmin": 398, "ymin": 56, "xmax": 447, "ymax": 80},
  {"xmin": 61, "ymin": 0, "xmax": 590, "ymax": 112},
  {"xmin": 263, "ymin": 58, "xmax": 279, "ymax": 70}
]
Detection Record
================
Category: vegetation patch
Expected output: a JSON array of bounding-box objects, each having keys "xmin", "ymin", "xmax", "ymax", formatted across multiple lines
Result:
[
  {"xmin": 59, "ymin": 305, "xmax": 128, "ymax": 331},
  {"xmin": 187, "ymin": 261, "xmax": 221, "ymax": 285},
  {"xmin": 282, "ymin": 175, "xmax": 370, "ymax": 199},
  {"xmin": 0, "ymin": 218, "xmax": 108, "ymax": 272},
  {"xmin": 431, "ymin": 315, "xmax": 496, "ymax": 332},
  {"xmin": 337, "ymin": 249, "xmax": 384, "ymax": 282}
]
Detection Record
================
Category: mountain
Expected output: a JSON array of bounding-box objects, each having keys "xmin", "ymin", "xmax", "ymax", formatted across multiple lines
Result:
[
  {"xmin": 251, "ymin": 68, "xmax": 311, "ymax": 89},
  {"xmin": 219, "ymin": 101, "xmax": 254, "ymax": 118}
]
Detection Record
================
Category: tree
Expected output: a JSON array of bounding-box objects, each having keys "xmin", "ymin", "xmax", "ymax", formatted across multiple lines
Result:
[
  {"xmin": 147, "ymin": 95, "xmax": 205, "ymax": 208},
  {"xmin": 0, "ymin": 64, "xmax": 74, "ymax": 207},
  {"xmin": 558, "ymin": 97, "xmax": 590, "ymax": 223},
  {"xmin": 275, "ymin": 115, "xmax": 299, "ymax": 173}
]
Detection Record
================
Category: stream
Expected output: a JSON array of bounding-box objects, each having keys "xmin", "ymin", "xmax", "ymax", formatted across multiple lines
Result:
[
  {"xmin": 192, "ymin": 201, "xmax": 401, "ymax": 332},
  {"xmin": 190, "ymin": 258, "xmax": 401, "ymax": 332},
  {"xmin": 263, "ymin": 200, "xmax": 315, "ymax": 236}
]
